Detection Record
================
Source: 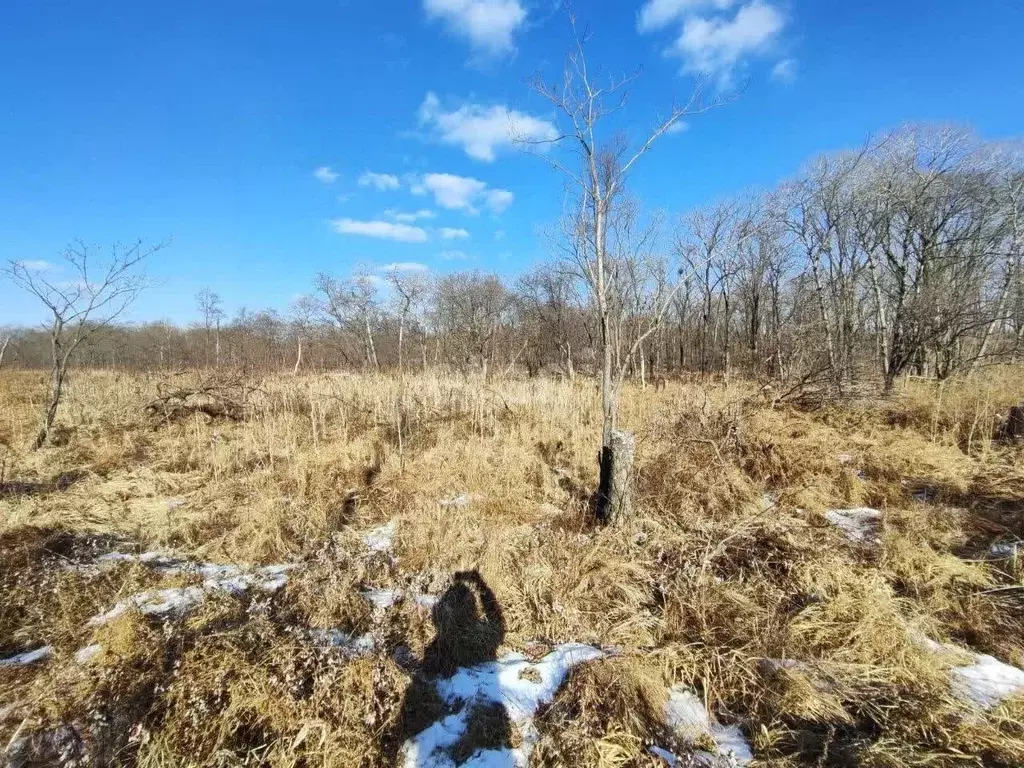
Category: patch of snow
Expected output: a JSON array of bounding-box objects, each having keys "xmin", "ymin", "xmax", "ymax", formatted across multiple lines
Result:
[
  {"xmin": 87, "ymin": 563, "xmax": 294, "ymax": 626},
  {"xmin": 440, "ymin": 493, "xmax": 473, "ymax": 509},
  {"xmin": 951, "ymin": 653, "xmax": 1024, "ymax": 709},
  {"xmin": 166, "ymin": 498, "xmax": 186, "ymax": 510},
  {"xmin": 919, "ymin": 637, "xmax": 1024, "ymax": 709},
  {"xmin": 414, "ymin": 593, "xmax": 440, "ymax": 609},
  {"xmin": 308, "ymin": 629, "xmax": 375, "ymax": 657},
  {"xmin": 362, "ymin": 588, "xmax": 402, "ymax": 610},
  {"xmin": 649, "ymin": 745, "xmax": 680, "ymax": 766},
  {"xmin": 74, "ymin": 644, "xmax": 103, "ymax": 664},
  {"xmin": 88, "ymin": 586, "xmax": 206, "ymax": 625},
  {"xmin": 836, "ymin": 454, "xmax": 854, "ymax": 465},
  {"xmin": 988, "ymin": 541, "xmax": 1020, "ymax": 559},
  {"xmin": 0, "ymin": 645, "xmax": 52, "ymax": 668},
  {"xmin": 402, "ymin": 643, "xmax": 604, "ymax": 768},
  {"xmin": 825, "ymin": 507, "xmax": 882, "ymax": 543},
  {"xmin": 663, "ymin": 686, "xmax": 753, "ymax": 766},
  {"xmin": 363, "ymin": 521, "xmax": 397, "ymax": 553},
  {"xmin": 403, "ymin": 711, "xmax": 471, "ymax": 768}
]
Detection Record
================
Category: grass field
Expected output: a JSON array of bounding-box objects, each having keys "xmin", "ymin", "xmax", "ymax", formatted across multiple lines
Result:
[{"xmin": 1, "ymin": 368, "xmax": 1023, "ymax": 767}]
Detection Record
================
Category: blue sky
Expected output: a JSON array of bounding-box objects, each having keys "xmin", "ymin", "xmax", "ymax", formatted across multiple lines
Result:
[{"xmin": 2, "ymin": 0, "xmax": 1022, "ymax": 326}]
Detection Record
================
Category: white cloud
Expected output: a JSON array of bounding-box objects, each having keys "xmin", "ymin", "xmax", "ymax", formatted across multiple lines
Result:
[
  {"xmin": 379, "ymin": 262, "xmax": 430, "ymax": 273},
  {"xmin": 494, "ymin": 229, "xmax": 506, "ymax": 240},
  {"xmin": 485, "ymin": 188, "xmax": 514, "ymax": 213},
  {"xmin": 423, "ymin": 0, "xmax": 526, "ymax": 55},
  {"xmin": 672, "ymin": 1, "xmax": 787, "ymax": 81},
  {"xmin": 358, "ymin": 171, "xmax": 401, "ymax": 191},
  {"xmin": 439, "ymin": 227, "xmax": 470, "ymax": 240},
  {"xmin": 418, "ymin": 92, "xmax": 559, "ymax": 163},
  {"xmin": 314, "ymin": 166, "xmax": 339, "ymax": 184},
  {"xmin": 771, "ymin": 57, "xmax": 797, "ymax": 82},
  {"xmin": 331, "ymin": 218, "xmax": 428, "ymax": 243},
  {"xmin": 412, "ymin": 172, "xmax": 514, "ymax": 214},
  {"xmin": 440, "ymin": 249, "xmax": 470, "ymax": 260},
  {"xmin": 666, "ymin": 120, "xmax": 690, "ymax": 134},
  {"xmin": 15, "ymin": 259, "xmax": 53, "ymax": 271},
  {"xmin": 386, "ymin": 208, "xmax": 436, "ymax": 223},
  {"xmin": 638, "ymin": 0, "xmax": 737, "ymax": 32}
]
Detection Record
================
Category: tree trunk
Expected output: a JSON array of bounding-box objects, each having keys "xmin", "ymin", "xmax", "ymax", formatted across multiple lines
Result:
[
  {"xmin": 0, "ymin": 335, "xmax": 10, "ymax": 371},
  {"xmin": 365, "ymin": 317, "xmax": 379, "ymax": 370},
  {"xmin": 293, "ymin": 337, "xmax": 303, "ymax": 375},
  {"xmin": 596, "ymin": 429, "xmax": 635, "ymax": 525},
  {"xmin": 34, "ymin": 356, "xmax": 67, "ymax": 450},
  {"xmin": 397, "ymin": 315, "xmax": 405, "ymax": 374}
]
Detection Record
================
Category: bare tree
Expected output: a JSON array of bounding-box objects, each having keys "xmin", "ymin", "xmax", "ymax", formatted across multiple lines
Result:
[
  {"xmin": 3, "ymin": 240, "xmax": 164, "ymax": 448},
  {"xmin": 289, "ymin": 295, "xmax": 319, "ymax": 374},
  {"xmin": 523, "ymin": 14, "xmax": 719, "ymax": 524},
  {"xmin": 316, "ymin": 272, "xmax": 382, "ymax": 370},
  {"xmin": 195, "ymin": 288, "xmax": 225, "ymax": 367},
  {"xmin": 384, "ymin": 266, "xmax": 431, "ymax": 375},
  {"xmin": 0, "ymin": 331, "xmax": 11, "ymax": 371}
]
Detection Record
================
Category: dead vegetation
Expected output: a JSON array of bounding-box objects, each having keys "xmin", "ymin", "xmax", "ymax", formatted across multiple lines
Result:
[{"xmin": 1, "ymin": 367, "xmax": 1024, "ymax": 767}]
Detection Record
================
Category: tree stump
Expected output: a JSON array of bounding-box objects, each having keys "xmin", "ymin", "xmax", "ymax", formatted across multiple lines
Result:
[
  {"xmin": 596, "ymin": 429, "xmax": 635, "ymax": 525},
  {"xmin": 1006, "ymin": 403, "xmax": 1024, "ymax": 441}
]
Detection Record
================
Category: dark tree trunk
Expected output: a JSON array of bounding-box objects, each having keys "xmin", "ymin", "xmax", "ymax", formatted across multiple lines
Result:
[{"xmin": 595, "ymin": 429, "xmax": 635, "ymax": 525}]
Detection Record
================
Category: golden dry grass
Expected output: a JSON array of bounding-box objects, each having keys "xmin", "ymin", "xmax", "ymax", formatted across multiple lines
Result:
[{"xmin": 1, "ymin": 367, "xmax": 1023, "ymax": 767}]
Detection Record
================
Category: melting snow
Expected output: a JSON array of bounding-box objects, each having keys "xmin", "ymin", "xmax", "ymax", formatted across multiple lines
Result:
[
  {"xmin": 825, "ymin": 507, "xmax": 882, "ymax": 543},
  {"xmin": 440, "ymin": 493, "xmax": 473, "ymax": 509},
  {"xmin": 919, "ymin": 637, "xmax": 1024, "ymax": 709},
  {"xmin": 0, "ymin": 645, "xmax": 52, "ymax": 668},
  {"xmin": 308, "ymin": 629, "xmax": 375, "ymax": 657},
  {"xmin": 362, "ymin": 588, "xmax": 402, "ymax": 610},
  {"xmin": 652, "ymin": 686, "xmax": 753, "ymax": 767},
  {"xmin": 74, "ymin": 644, "xmax": 103, "ymax": 664},
  {"xmin": 402, "ymin": 643, "xmax": 604, "ymax": 768},
  {"xmin": 87, "ymin": 564, "xmax": 294, "ymax": 626},
  {"xmin": 951, "ymin": 653, "xmax": 1024, "ymax": 709},
  {"xmin": 363, "ymin": 521, "xmax": 396, "ymax": 553},
  {"xmin": 988, "ymin": 541, "xmax": 1020, "ymax": 559}
]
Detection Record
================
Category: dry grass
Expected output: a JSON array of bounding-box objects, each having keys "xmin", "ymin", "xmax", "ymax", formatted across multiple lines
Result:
[{"xmin": 1, "ymin": 367, "xmax": 1023, "ymax": 767}]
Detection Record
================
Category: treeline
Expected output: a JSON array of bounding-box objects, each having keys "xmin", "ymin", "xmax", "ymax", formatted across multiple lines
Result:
[{"xmin": 3, "ymin": 125, "xmax": 1022, "ymax": 392}]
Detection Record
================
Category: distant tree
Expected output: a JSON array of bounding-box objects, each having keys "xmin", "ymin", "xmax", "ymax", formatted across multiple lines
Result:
[
  {"xmin": 383, "ymin": 266, "xmax": 431, "ymax": 374},
  {"xmin": 317, "ymin": 271, "xmax": 382, "ymax": 370},
  {"xmin": 2, "ymin": 239, "xmax": 165, "ymax": 448},
  {"xmin": 195, "ymin": 288, "xmax": 224, "ymax": 367},
  {"xmin": 289, "ymin": 295, "xmax": 319, "ymax": 374}
]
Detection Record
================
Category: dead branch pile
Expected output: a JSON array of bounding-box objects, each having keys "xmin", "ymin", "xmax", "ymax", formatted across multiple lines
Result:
[{"xmin": 143, "ymin": 379, "xmax": 250, "ymax": 426}]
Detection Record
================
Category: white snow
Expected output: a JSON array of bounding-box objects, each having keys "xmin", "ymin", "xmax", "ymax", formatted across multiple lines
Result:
[
  {"xmin": 363, "ymin": 521, "xmax": 397, "ymax": 553},
  {"xmin": 362, "ymin": 588, "xmax": 402, "ymax": 610},
  {"xmin": 0, "ymin": 645, "xmax": 52, "ymax": 668},
  {"xmin": 87, "ymin": 563, "xmax": 294, "ymax": 626},
  {"xmin": 988, "ymin": 541, "xmax": 1020, "ymax": 559},
  {"xmin": 656, "ymin": 686, "xmax": 753, "ymax": 766},
  {"xmin": 950, "ymin": 653, "xmax": 1024, "ymax": 709},
  {"xmin": 415, "ymin": 593, "xmax": 440, "ymax": 609},
  {"xmin": 402, "ymin": 643, "xmax": 604, "ymax": 768},
  {"xmin": 825, "ymin": 507, "xmax": 882, "ymax": 543},
  {"xmin": 308, "ymin": 629, "xmax": 375, "ymax": 657},
  {"xmin": 74, "ymin": 644, "xmax": 103, "ymax": 664},
  {"xmin": 919, "ymin": 637, "xmax": 1024, "ymax": 709},
  {"xmin": 440, "ymin": 494, "xmax": 473, "ymax": 509}
]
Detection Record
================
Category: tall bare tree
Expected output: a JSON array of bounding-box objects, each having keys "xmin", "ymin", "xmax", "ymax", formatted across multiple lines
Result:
[
  {"xmin": 196, "ymin": 288, "xmax": 224, "ymax": 367},
  {"xmin": 384, "ymin": 266, "xmax": 431, "ymax": 375},
  {"xmin": 3, "ymin": 239, "xmax": 164, "ymax": 448},
  {"xmin": 523, "ymin": 14, "xmax": 718, "ymax": 524}
]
